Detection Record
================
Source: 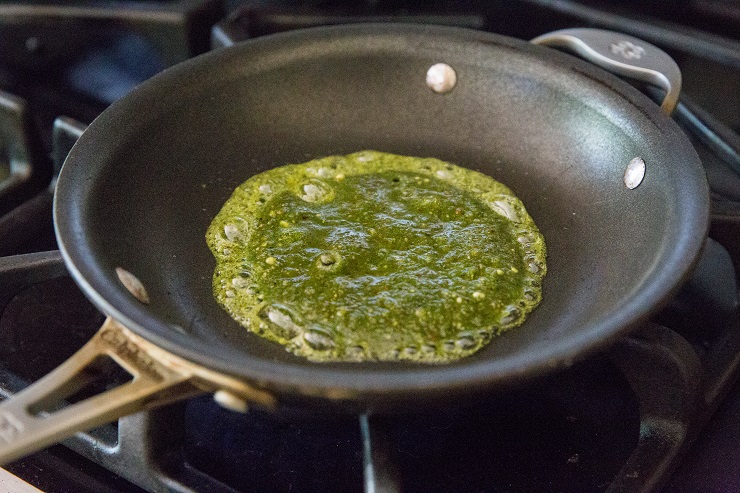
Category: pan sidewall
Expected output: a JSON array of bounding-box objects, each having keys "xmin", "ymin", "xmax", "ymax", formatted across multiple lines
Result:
[{"xmin": 54, "ymin": 24, "xmax": 710, "ymax": 408}]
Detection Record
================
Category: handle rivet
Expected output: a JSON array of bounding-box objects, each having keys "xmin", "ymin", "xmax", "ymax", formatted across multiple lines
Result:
[
  {"xmin": 624, "ymin": 157, "xmax": 646, "ymax": 189},
  {"xmin": 426, "ymin": 63, "xmax": 457, "ymax": 94},
  {"xmin": 115, "ymin": 268, "xmax": 150, "ymax": 304}
]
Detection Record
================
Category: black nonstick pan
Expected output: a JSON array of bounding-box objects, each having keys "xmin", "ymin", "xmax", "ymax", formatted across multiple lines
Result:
[{"xmin": 0, "ymin": 24, "xmax": 708, "ymax": 464}]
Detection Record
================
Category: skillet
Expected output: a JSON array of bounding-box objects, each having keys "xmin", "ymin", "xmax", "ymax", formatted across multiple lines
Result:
[{"xmin": 0, "ymin": 24, "xmax": 708, "ymax": 463}]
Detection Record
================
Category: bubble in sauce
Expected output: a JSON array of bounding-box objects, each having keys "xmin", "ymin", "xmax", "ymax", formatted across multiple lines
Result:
[
  {"xmin": 258, "ymin": 304, "xmax": 304, "ymax": 340},
  {"xmin": 300, "ymin": 179, "xmax": 334, "ymax": 203},
  {"xmin": 303, "ymin": 327, "xmax": 336, "ymax": 350}
]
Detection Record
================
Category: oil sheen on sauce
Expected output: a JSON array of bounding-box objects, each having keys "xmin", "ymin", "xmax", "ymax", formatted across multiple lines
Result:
[{"xmin": 206, "ymin": 151, "xmax": 546, "ymax": 363}]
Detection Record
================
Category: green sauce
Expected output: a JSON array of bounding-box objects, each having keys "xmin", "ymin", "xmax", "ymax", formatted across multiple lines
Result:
[{"xmin": 207, "ymin": 151, "xmax": 546, "ymax": 363}]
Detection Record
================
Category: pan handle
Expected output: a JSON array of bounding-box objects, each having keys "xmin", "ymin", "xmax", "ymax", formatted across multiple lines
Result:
[
  {"xmin": 531, "ymin": 28, "xmax": 681, "ymax": 115},
  {"xmin": 0, "ymin": 317, "xmax": 275, "ymax": 465}
]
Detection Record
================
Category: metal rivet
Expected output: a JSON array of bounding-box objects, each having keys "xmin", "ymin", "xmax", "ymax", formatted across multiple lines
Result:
[
  {"xmin": 426, "ymin": 63, "xmax": 457, "ymax": 94},
  {"xmin": 624, "ymin": 157, "xmax": 646, "ymax": 189},
  {"xmin": 214, "ymin": 390, "xmax": 249, "ymax": 413},
  {"xmin": 115, "ymin": 267, "xmax": 150, "ymax": 304}
]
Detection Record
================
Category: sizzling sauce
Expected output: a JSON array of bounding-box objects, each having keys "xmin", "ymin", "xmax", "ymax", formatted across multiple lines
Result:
[{"xmin": 207, "ymin": 151, "xmax": 546, "ymax": 363}]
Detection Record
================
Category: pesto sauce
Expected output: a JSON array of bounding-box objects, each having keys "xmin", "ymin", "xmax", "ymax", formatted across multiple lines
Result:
[{"xmin": 206, "ymin": 151, "xmax": 546, "ymax": 363}]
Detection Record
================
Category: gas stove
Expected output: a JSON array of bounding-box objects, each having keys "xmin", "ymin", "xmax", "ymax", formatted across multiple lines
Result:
[{"xmin": 1, "ymin": 1, "xmax": 740, "ymax": 492}]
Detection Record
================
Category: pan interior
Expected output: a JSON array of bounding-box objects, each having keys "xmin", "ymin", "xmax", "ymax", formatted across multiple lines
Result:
[{"xmin": 56, "ymin": 25, "xmax": 707, "ymax": 399}]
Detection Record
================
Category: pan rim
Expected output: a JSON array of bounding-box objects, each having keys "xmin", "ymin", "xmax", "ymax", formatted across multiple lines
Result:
[{"xmin": 54, "ymin": 23, "xmax": 710, "ymax": 405}]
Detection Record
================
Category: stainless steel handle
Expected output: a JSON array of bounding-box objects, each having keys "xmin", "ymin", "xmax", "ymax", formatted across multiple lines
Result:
[
  {"xmin": 532, "ymin": 28, "xmax": 681, "ymax": 115},
  {"xmin": 0, "ymin": 317, "xmax": 276, "ymax": 465}
]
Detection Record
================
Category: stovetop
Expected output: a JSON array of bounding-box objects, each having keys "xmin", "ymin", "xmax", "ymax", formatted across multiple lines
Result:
[{"xmin": 1, "ymin": 1, "xmax": 740, "ymax": 492}]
